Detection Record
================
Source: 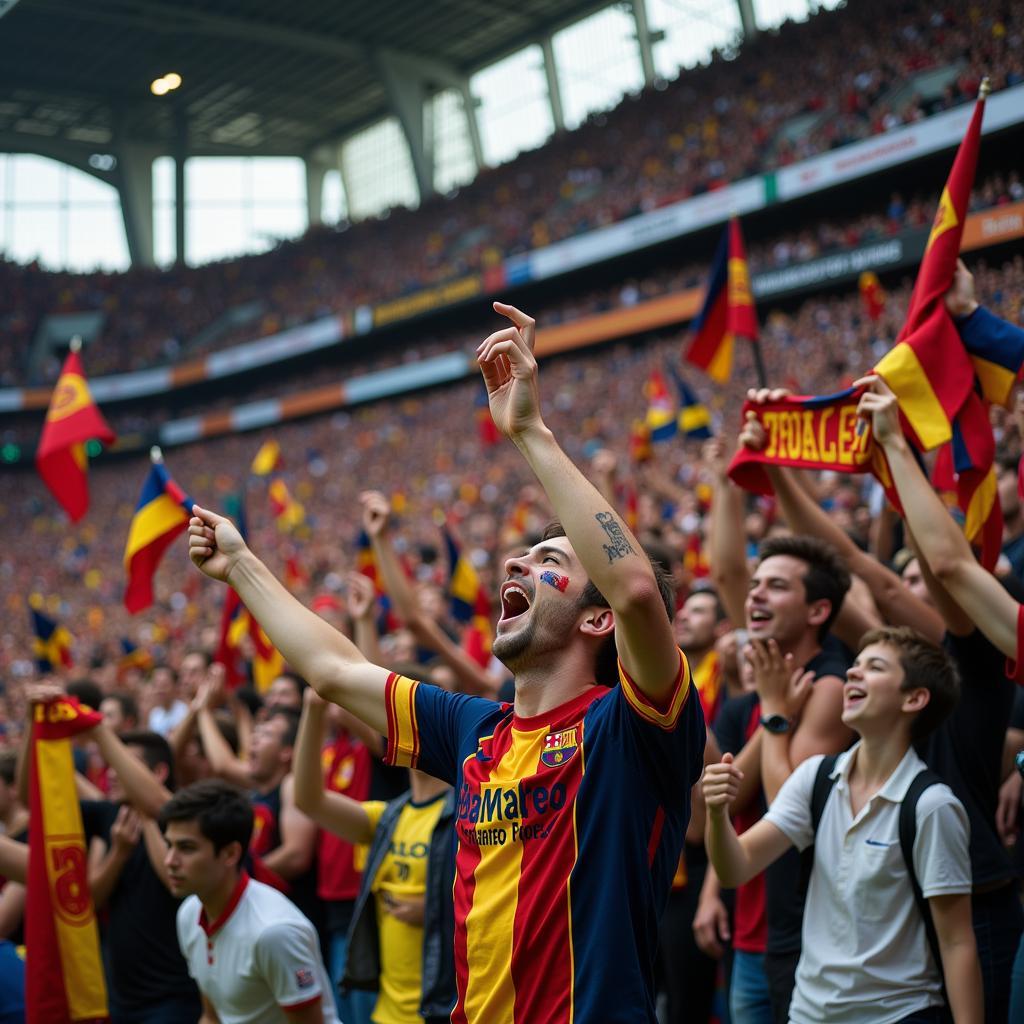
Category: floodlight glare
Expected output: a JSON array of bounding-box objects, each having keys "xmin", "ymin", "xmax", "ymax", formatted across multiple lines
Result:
[
  {"xmin": 150, "ymin": 78, "xmax": 170, "ymax": 96},
  {"xmin": 164, "ymin": 72, "xmax": 182, "ymax": 89}
]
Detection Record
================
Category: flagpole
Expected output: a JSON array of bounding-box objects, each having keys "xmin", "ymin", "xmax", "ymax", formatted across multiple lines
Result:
[
  {"xmin": 150, "ymin": 445, "xmax": 163, "ymax": 464},
  {"xmin": 69, "ymin": 334, "xmax": 82, "ymax": 353},
  {"xmin": 750, "ymin": 336, "xmax": 768, "ymax": 389}
]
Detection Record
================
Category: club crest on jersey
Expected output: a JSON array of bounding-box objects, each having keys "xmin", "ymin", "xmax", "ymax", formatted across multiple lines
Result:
[{"xmin": 541, "ymin": 727, "xmax": 579, "ymax": 768}]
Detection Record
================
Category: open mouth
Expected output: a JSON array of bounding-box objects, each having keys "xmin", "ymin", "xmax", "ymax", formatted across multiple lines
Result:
[
  {"xmin": 748, "ymin": 608, "xmax": 772, "ymax": 629},
  {"xmin": 843, "ymin": 685, "xmax": 866, "ymax": 709},
  {"xmin": 499, "ymin": 582, "xmax": 532, "ymax": 624}
]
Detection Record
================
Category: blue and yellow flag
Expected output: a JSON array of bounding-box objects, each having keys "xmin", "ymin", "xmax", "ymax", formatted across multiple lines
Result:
[
  {"xmin": 31, "ymin": 607, "xmax": 73, "ymax": 673},
  {"xmin": 644, "ymin": 369, "xmax": 678, "ymax": 443},
  {"xmin": 685, "ymin": 218, "xmax": 759, "ymax": 383},
  {"xmin": 670, "ymin": 367, "xmax": 713, "ymax": 439},
  {"xmin": 123, "ymin": 460, "xmax": 193, "ymax": 613},
  {"xmin": 443, "ymin": 526, "xmax": 493, "ymax": 666}
]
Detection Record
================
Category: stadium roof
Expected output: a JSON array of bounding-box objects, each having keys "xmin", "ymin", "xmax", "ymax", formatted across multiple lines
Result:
[{"xmin": 0, "ymin": 0, "xmax": 617, "ymax": 159}]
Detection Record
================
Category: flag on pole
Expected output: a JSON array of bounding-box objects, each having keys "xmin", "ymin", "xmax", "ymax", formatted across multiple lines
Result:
[
  {"xmin": 443, "ymin": 527, "xmax": 493, "ymax": 667},
  {"xmin": 123, "ymin": 452, "xmax": 194, "ymax": 613},
  {"xmin": 355, "ymin": 530, "xmax": 401, "ymax": 633},
  {"xmin": 685, "ymin": 218, "xmax": 759, "ymax": 383},
  {"xmin": 475, "ymin": 386, "xmax": 501, "ymax": 447},
  {"xmin": 645, "ymin": 369, "xmax": 678, "ymax": 442},
  {"xmin": 859, "ymin": 271, "xmax": 886, "ymax": 322},
  {"xmin": 670, "ymin": 367, "xmax": 713, "ymax": 439},
  {"xmin": 26, "ymin": 696, "xmax": 109, "ymax": 1023},
  {"xmin": 31, "ymin": 607, "xmax": 74, "ymax": 672},
  {"xmin": 873, "ymin": 83, "xmax": 1009, "ymax": 566},
  {"xmin": 212, "ymin": 496, "xmax": 280, "ymax": 690},
  {"xmin": 35, "ymin": 342, "xmax": 116, "ymax": 523},
  {"xmin": 269, "ymin": 478, "xmax": 305, "ymax": 532},
  {"xmin": 629, "ymin": 420, "xmax": 653, "ymax": 464},
  {"xmin": 250, "ymin": 440, "xmax": 283, "ymax": 477}
]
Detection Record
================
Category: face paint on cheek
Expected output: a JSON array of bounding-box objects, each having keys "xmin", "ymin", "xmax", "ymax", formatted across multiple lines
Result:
[{"xmin": 540, "ymin": 570, "xmax": 570, "ymax": 593}]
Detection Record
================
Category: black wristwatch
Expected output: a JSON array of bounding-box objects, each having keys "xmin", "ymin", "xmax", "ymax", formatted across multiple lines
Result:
[{"xmin": 760, "ymin": 713, "xmax": 792, "ymax": 735}]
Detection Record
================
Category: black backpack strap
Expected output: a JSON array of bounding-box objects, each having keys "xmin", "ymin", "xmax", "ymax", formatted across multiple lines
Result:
[
  {"xmin": 899, "ymin": 769, "xmax": 949, "ymax": 1011},
  {"xmin": 810, "ymin": 753, "xmax": 840, "ymax": 833},
  {"xmin": 799, "ymin": 754, "xmax": 841, "ymax": 900}
]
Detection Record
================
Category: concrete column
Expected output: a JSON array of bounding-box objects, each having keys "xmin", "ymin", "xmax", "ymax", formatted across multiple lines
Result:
[
  {"xmin": 376, "ymin": 50, "xmax": 432, "ymax": 200},
  {"xmin": 173, "ymin": 107, "xmax": 188, "ymax": 265},
  {"xmin": 304, "ymin": 157, "xmax": 328, "ymax": 226},
  {"xmin": 631, "ymin": 0, "xmax": 657, "ymax": 88},
  {"xmin": 736, "ymin": 0, "xmax": 758, "ymax": 39},
  {"xmin": 460, "ymin": 81, "xmax": 485, "ymax": 170},
  {"xmin": 115, "ymin": 143, "xmax": 156, "ymax": 267},
  {"xmin": 541, "ymin": 35, "xmax": 565, "ymax": 134}
]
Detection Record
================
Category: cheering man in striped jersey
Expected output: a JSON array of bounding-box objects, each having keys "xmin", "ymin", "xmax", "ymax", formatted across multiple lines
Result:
[{"xmin": 188, "ymin": 301, "xmax": 705, "ymax": 1024}]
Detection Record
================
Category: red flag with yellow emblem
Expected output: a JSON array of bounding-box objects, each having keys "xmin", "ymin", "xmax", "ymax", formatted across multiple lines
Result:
[
  {"xmin": 27, "ymin": 696, "xmax": 109, "ymax": 1022},
  {"xmin": 35, "ymin": 347, "xmax": 116, "ymax": 523}
]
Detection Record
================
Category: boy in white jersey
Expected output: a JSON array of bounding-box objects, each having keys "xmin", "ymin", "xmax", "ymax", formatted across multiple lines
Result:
[
  {"xmin": 160, "ymin": 779, "xmax": 339, "ymax": 1024},
  {"xmin": 704, "ymin": 627, "xmax": 982, "ymax": 1024}
]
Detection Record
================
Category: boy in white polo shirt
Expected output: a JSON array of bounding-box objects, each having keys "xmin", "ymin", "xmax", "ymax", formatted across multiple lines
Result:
[
  {"xmin": 703, "ymin": 626, "xmax": 983, "ymax": 1024},
  {"xmin": 160, "ymin": 778, "xmax": 339, "ymax": 1024}
]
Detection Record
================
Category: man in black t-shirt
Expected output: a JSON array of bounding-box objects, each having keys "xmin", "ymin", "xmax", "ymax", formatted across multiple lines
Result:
[{"xmin": 80, "ymin": 727, "xmax": 200, "ymax": 1024}]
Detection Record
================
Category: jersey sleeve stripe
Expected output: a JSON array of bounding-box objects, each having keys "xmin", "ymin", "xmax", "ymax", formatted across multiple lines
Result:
[
  {"xmin": 617, "ymin": 648, "xmax": 691, "ymax": 731},
  {"xmin": 384, "ymin": 673, "xmax": 420, "ymax": 768}
]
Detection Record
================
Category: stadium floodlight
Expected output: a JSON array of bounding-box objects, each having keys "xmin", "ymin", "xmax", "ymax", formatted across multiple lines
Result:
[
  {"xmin": 151, "ymin": 78, "xmax": 170, "ymax": 96},
  {"xmin": 164, "ymin": 72, "xmax": 182, "ymax": 90}
]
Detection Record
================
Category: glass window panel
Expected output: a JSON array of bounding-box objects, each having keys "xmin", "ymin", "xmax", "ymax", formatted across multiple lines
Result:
[
  {"xmin": 646, "ymin": 0, "xmax": 743, "ymax": 77},
  {"xmin": 754, "ymin": 0, "xmax": 843, "ymax": 31},
  {"xmin": 186, "ymin": 158, "xmax": 247, "ymax": 202},
  {"xmin": 553, "ymin": 6, "xmax": 645, "ymax": 131},
  {"xmin": 153, "ymin": 202, "xmax": 176, "ymax": 267},
  {"xmin": 320, "ymin": 169, "xmax": 346, "ymax": 224},
  {"xmin": 471, "ymin": 47, "xmax": 553, "ymax": 166},
  {"xmin": 66, "ymin": 206, "xmax": 129, "ymax": 271},
  {"xmin": 11, "ymin": 154, "xmax": 63, "ymax": 204},
  {"xmin": 186, "ymin": 204, "xmax": 247, "ymax": 264},
  {"xmin": 67, "ymin": 167, "xmax": 118, "ymax": 205},
  {"xmin": 341, "ymin": 118, "xmax": 419, "ymax": 221},
  {"xmin": 251, "ymin": 157, "xmax": 305, "ymax": 202},
  {"xmin": 10, "ymin": 207, "xmax": 61, "ymax": 266},
  {"xmin": 251, "ymin": 202, "xmax": 306, "ymax": 250},
  {"xmin": 431, "ymin": 89, "xmax": 476, "ymax": 194},
  {"xmin": 153, "ymin": 156, "xmax": 176, "ymax": 206}
]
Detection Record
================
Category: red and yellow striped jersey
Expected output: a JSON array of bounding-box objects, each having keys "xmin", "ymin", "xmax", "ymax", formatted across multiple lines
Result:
[{"xmin": 384, "ymin": 648, "xmax": 705, "ymax": 1024}]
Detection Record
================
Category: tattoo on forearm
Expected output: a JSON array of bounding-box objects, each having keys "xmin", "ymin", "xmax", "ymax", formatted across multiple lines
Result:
[{"xmin": 595, "ymin": 511, "xmax": 635, "ymax": 563}]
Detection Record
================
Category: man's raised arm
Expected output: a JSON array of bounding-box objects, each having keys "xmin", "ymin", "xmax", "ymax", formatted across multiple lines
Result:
[
  {"xmin": 477, "ymin": 302, "xmax": 678, "ymax": 700},
  {"xmin": 859, "ymin": 378, "xmax": 1018, "ymax": 658},
  {"xmin": 188, "ymin": 506, "xmax": 391, "ymax": 733}
]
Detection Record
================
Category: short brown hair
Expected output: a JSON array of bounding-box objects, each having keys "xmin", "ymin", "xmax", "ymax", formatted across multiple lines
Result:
[
  {"xmin": 541, "ymin": 519, "xmax": 676, "ymax": 686},
  {"xmin": 859, "ymin": 626, "xmax": 959, "ymax": 741},
  {"xmin": 758, "ymin": 535, "xmax": 851, "ymax": 642}
]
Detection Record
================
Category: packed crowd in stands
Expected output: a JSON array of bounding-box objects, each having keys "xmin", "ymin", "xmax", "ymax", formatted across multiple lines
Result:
[
  {"xmin": 0, "ymin": 250, "xmax": 1023, "ymax": 1022},
  {"xmin": 0, "ymin": 166, "xmax": 1021, "ymax": 453},
  {"xmin": 1, "ymin": 2, "xmax": 1024, "ymax": 1020},
  {"xmin": 1, "ymin": 249, "xmax": 1022, "ymax": 679},
  {"xmin": 1, "ymin": 0, "xmax": 1021, "ymax": 387}
]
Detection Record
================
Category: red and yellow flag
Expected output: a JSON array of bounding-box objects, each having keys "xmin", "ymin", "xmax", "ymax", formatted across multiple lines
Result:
[
  {"xmin": 873, "ymin": 86, "xmax": 1003, "ymax": 566},
  {"xmin": 269, "ymin": 478, "xmax": 305, "ymax": 532},
  {"xmin": 685, "ymin": 217, "xmax": 759, "ymax": 383},
  {"xmin": 35, "ymin": 348, "xmax": 116, "ymax": 523},
  {"xmin": 859, "ymin": 271, "xmax": 886, "ymax": 322},
  {"xmin": 26, "ymin": 696, "xmax": 108, "ymax": 1022}
]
